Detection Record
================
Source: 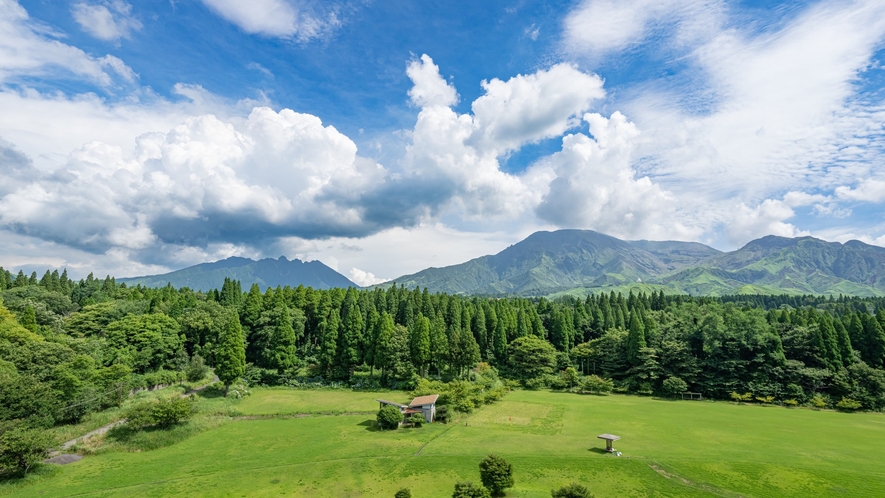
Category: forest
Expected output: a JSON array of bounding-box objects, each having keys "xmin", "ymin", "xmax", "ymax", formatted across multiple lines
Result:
[{"xmin": 1, "ymin": 265, "xmax": 885, "ymax": 440}]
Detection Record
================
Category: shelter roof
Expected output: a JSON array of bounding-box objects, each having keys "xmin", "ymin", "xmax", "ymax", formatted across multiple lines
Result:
[
  {"xmin": 597, "ymin": 434, "xmax": 621, "ymax": 441},
  {"xmin": 409, "ymin": 394, "xmax": 439, "ymax": 407},
  {"xmin": 376, "ymin": 399, "xmax": 407, "ymax": 408}
]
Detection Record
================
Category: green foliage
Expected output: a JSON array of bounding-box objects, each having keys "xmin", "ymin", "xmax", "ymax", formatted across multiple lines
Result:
[
  {"xmin": 579, "ymin": 375, "xmax": 613, "ymax": 394},
  {"xmin": 104, "ymin": 313, "xmax": 184, "ymax": 373},
  {"xmin": 783, "ymin": 399, "xmax": 799, "ymax": 406},
  {"xmin": 407, "ymin": 414, "xmax": 425, "ymax": 427},
  {"xmin": 810, "ymin": 394, "xmax": 828, "ymax": 408},
  {"xmin": 185, "ymin": 355, "xmax": 209, "ymax": 383},
  {"xmin": 395, "ymin": 488, "xmax": 412, "ymax": 498},
  {"xmin": 730, "ymin": 392, "xmax": 753, "ymax": 404},
  {"xmin": 479, "ymin": 454, "xmax": 514, "ymax": 496},
  {"xmin": 215, "ymin": 311, "xmax": 246, "ymax": 393},
  {"xmin": 452, "ymin": 482, "xmax": 491, "ymax": 498},
  {"xmin": 508, "ymin": 335, "xmax": 556, "ymax": 380},
  {"xmin": 0, "ymin": 422, "xmax": 52, "ymax": 477},
  {"xmin": 124, "ymin": 397, "xmax": 194, "ymax": 430},
  {"xmin": 835, "ymin": 397, "xmax": 862, "ymax": 411},
  {"xmin": 377, "ymin": 404, "xmax": 402, "ymax": 430},
  {"xmin": 662, "ymin": 376, "xmax": 688, "ymax": 396},
  {"xmin": 551, "ymin": 483, "xmax": 594, "ymax": 498}
]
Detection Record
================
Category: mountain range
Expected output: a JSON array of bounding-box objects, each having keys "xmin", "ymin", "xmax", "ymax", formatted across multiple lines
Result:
[
  {"xmin": 383, "ymin": 230, "xmax": 885, "ymax": 297},
  {"xmin": 119, "ymin": 256, "xmax": 355, "ymax": 292},
  {"xmin": 119, "ymin": 230, "xmax": 885, "ymax": 297}
]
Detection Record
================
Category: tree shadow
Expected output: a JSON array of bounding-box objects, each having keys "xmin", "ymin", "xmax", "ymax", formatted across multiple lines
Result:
[{"xmin": 357, "ymin": 420, "xmax": 380, "ymax": 432}]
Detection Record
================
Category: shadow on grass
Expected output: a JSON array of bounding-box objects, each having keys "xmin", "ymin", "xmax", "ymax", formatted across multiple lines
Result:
[
  {"xmin": 195, "ymin": 385, "xmax": 226, "ymax": 399},
  {"xmin": 358, "ymin": 419, "xmax": 380, "ymax": 432},
  {"xmin": 588, "ymin": 447, "xmax": 610, "ymax": 454}
]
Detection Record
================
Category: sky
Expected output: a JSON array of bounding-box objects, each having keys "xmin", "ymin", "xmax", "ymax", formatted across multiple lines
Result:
[{"xmin": 1, "ymin": 0, "xmax": 885, "ymax": 285}]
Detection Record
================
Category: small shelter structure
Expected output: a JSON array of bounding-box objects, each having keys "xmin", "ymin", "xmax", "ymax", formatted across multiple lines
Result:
[
  {"xmin": 375, "ymin": 394, "xmax": 439, "ymax": 424},
  {"xmin": 681, "ymin": 392, "xmax": 703, "ymax": 401},
  {"xmin": 597, "ymin": 433, "xmax": 620, "ymax": 452}
]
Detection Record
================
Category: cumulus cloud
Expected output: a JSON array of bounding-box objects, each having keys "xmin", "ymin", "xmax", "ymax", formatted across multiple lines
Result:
[
  {"xmin": 0, "ymin": 0, "xmax": 136, "ymax": 85},
  {"xmin": 726, "ymin": 199, "xmax": 806, "ymax": 244},
  {"xmin": 835, "ymin": 178, "xmax": 885, "ymax": 203},
  {"xmin": 563, "ymin": 0, "xmax": 885, "ymax": 246},
  {"xmin": 536, "ymin": 112, "xmax": 698, "ymax": 240},
  {"xmin": 348, "ymin": 267, "xmax": 387, "ymax": 287},
  {"xmin": 201, "ymin": 0, "xmax": 338, "ymax": 40},
  {"xmin": 72, "ymin": 1, "xmax": 142, "ymax": 41},
  {"xmin": 406, "ymin": 54, "xmax": 458, "ymax": 108}
]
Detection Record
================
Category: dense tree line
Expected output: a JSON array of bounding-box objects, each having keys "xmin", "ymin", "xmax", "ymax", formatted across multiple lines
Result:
[{"xmin": 2, "ymin": 265, "xmax": 885, "ymax": 448}]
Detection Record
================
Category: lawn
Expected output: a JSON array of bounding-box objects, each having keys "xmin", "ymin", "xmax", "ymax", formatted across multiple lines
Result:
[{"xmin": 4, "ymin": 389, "xmax": 885, "ymax": 497}]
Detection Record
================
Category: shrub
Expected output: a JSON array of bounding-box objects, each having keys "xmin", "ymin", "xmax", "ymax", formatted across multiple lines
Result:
[
  {"xmin": 580, "ymin": 375, "xmax": 613, "ymax": 394},
  {"xmin": 452, "ymin": 482, "xmax": 491, "ymax": 498},
  {"xmin": 661, "ymin": 376, "xmax": 687, "ymax": 396},
  {"xmin": 835, "ymin": 397, "xmax": 862, "ymax": 411},
  {"xmin": 407, "ymin": 414, "xmax": 425, "ymax": 427},
  {"xmin": 730, "ymin": 392, "xmax": 752, "ymax": 404},
  {"xmin": 124, "ymin": 397, "xmax": 194, "ymax": 430},
  {"xmin": 184, "ymin": 355, "xmax": 209, "ymax": 383},
  {"xmin": 435, "ymin": 405, "xmax": 450, "ymax": 424},
  {"xmin": 755, "ymin": 396, "xmax": 775, "ymax": 405},
  {"xmin": 783, "ymin": 399, "xmax": 799, "ymax": 407},
  {"xmin": 377, "ymin": 405, "xmax": 402, "ymax": 430},
  {"xmin": 810, "ymin": 394, "xmax": 828, "ymax": 409},
  {"xmin": 479, "ymin": 454, "xmax": 514, "ymax": 496},
  {"xmin": 0, "ymin": 422, "xmax": 52, "ymax": 477},
  {"xmin": 551, "ymin": 483, "xmax": 594, "ymax": 498},
  {"xmin": 395, "ymin": 488, "xmax": 412, "ymax": 498}
]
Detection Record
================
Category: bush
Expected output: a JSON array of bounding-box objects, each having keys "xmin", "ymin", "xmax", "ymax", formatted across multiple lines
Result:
[
  {"xmin": 435, "ymin": 405, "xmax": 450, "ymax": 424},
  {"xmin": 835, "ymin": 397, "xmax": 862, "ymax": 411},
  {"xmin": 783, "ymin": 399, "xmax": 798, "ymax": 407},
  {"xmin": 0, "ymin": 422, "xmax": 52, "ymax": 477},
  {"xmin": 551, "ymin": 483, "xmax": 594, "ymax": 498},
  {"xmin": 377, "ymin": 405, "xmax": 402, "ymax": 430},
  {"xmin": 580, "ymin": 375, "xmax": 613, "ymax": 394},
  {"xmin": 395, "ymin": 488, "xmax": 412, "ymax": 498},
  {"xmin": 661, "ymin": 376, "xmax": 687, "ymax": 396},
  {"xmin": 407, "ymin": 414, "xmax": 425, "ymax": 428},
  {"xmin": 479, "ymin": 454, "xmax": 514, "ymax": 496},
  {"xmin": 810, "ymin": 394, "xmax": 828, "ymax": 409},
  {"xmin": 452, "ymin": 482, "xmax": 491, "ymax": 498},
  {"xmin": 185, "ymin": 355, "xmax": 209, "ymax": 383},
  {"xmin": 124, "ymin": 397, "xmax": 194, "ymax": 430}
]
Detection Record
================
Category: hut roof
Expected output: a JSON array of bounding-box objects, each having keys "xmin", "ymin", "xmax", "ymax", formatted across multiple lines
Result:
[
  {"xmin": 597, "ymin": 434, "xmax": 621, "ymax": 441},
  {"xmin": 376, "ymin": 399, "xmax": 408, "ymax": 408},
  {"xmin": 409, "ymin": 394, "xmax": 439, "ymax": 407}
]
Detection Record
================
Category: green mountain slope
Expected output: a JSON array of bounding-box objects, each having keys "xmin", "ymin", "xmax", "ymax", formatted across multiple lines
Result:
[
  {"xmin": 387, "ymin": 230, "xmax": 695, "ymax": 295},
  {"xmin": 387, "ymin": 231, "xmax": 885, "ymax": 297},
  {"xmin": 119, "ymin": 256, "xmax": 355, "ymax": 291}
]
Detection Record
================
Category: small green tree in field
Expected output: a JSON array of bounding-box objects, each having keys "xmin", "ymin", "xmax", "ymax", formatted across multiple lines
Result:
[
  {"xmin": 662, "ymin": 376, "xmax": 687, "ymax": 397},
  {"xmin": 452, "ymin": 482, "xmax": 491, "ymax": 498},
  {"xmin": 152, "ymin": 397, "xmax": 194, "ymax": 428},
  {"xmin": 0, "ymin": 422, "xmax": 51, "ymax": 477},
  {"xmin": 215, "ymin": 312, "xmax": 246, "ymax": 396},
  {"xmin": 395, "ymin": 488, "xmax": 412, "ymax": 498},
  {"xmin": 560, "ymin": 367, "xmax": 579, "ymax": 389},
  {"xmin": 551, "ymin": 482, "xmax": 594, "ymax": 498},
  {"xmin": 377, "ymin": 405, "xmax": 402, "ymax": 430},
  {"xmin": 836, "ymin": 397, "xmax": 862, "ymax": 411},
  {"xmin": 479, "ymin": 454, "xmax": 514, "ymax": 496}
]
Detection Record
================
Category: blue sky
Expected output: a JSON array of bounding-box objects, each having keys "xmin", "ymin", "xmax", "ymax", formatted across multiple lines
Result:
[{"xmin": 1, "ymin": 0, "xmax": 885, "ymax": 284}]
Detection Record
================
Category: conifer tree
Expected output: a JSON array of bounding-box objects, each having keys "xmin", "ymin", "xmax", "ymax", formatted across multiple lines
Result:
[
  {"xmin": 216, "ymin": 311, "xmax": 246, "ymax": 396},
  {"xmin": 268, "ymin": 305, "xmax": 297, "ymax": 374},
  {"xmin": 626, "ymin": 311, "xmax": 647, "ymax": 366},
  {"xmin": 409, "ymin": 313, "xmax": 431, "ymax": 376}
]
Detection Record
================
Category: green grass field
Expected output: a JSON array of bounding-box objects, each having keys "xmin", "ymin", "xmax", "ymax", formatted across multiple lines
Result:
[{"xmin": 4, "ymin": 389, "xmax": 885, "ymax": 497}]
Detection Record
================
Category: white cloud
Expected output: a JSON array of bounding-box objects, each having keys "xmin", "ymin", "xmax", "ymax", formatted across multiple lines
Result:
[
  {"xmin": 536, "ymin": 111, "xmax": 699, "ymax": 240},
  {"xmin": 201, "ymin": 0, "xmax": 336, "ymax": 40},
  {"xmin": 0, "ymin": 0, "xmax": 136, "ymax": 85},
  {"xmin": 725, "ymin": 199, "xmax": 805, "ymax": 245},
  {"xmin": 348, "ymin": 267, "xmax": 386, "ymax": 287},
  {"xmin": 406, "ymin": 54, "xmax": 458, "ymax": 108},
  {"xmin": 72, "ymin": 1, "xmax": 142, "ymax": 41},
  {"xmin": 835, "ymin": 178, "xmax": 885, "ymax": 202},
  {"xmin": 564, "ymin": 0, "xmax": 885, "ymax": 247}
]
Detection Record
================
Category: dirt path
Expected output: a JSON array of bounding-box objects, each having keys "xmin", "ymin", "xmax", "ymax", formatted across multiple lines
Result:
[{"xmin": 49, "ymin": 376, "xmax": 219, "ymax": 459}]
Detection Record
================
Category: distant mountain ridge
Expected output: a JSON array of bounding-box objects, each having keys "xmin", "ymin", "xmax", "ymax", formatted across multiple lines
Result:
[
  {"xmin": 384, "ymin": 230, "xmax": 885, "ymax": 297},
  {"xmin": 119, "ymin": 256, "xmax": 354, "ymax": 291}
]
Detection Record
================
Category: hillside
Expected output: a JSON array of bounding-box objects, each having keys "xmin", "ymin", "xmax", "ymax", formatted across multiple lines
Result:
[
  {"xmin": 387, "ymin": 230, "xmax": 706, "ymax": 295},
  {"xmin": 119, "ymin": 256, "xmax": 355, "ymax": 291},
  {"xmin": 387, "ymin": 230, "xmax": 885, "ymax": 297}
]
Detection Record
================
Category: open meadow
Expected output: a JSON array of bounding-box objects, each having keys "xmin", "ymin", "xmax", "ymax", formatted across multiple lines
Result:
[{"xmin": 4, "ymin": 389, "xmax": 885, "ymax": 497}]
